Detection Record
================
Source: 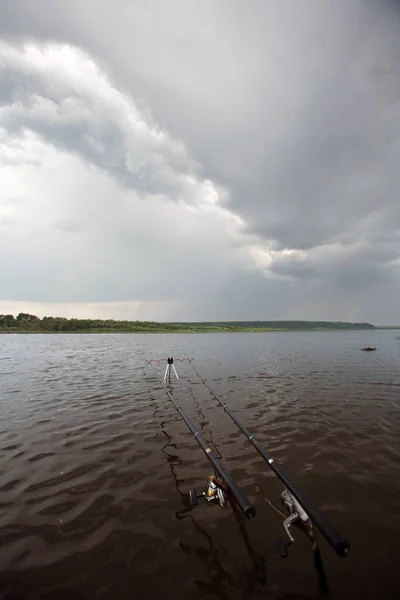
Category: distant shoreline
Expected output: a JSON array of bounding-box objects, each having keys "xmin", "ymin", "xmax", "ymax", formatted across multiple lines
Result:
[
  {"xmin": 1, "ymin": 315, "xmax": 399, "ymax": 334},
  {"xmin": 0, "ymin": 328, "xmax": 316, "ymax": 334}
]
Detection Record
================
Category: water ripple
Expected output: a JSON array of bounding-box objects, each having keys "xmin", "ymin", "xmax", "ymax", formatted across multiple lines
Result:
[{"xmin": 0, "ymin": 331, "xmax": 399, "ymax": 598}]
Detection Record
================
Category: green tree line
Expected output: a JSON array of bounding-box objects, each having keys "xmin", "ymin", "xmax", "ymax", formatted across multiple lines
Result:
[
  {"xmin": 0, "ymin": 313, "xmax": 180, "ymax": 332},
  {"xmin": 0, "ymin": 314, "xmax": 375, "ymax": 332}
]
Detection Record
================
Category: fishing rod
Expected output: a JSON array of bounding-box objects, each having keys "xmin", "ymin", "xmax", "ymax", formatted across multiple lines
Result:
[
  {"xmin": 189, "ymin": 361, "xmax": 350, "ymax": 559},
  {"xmin": 146, "ymin": 358, "xmax": 256, "ymax": 521}
]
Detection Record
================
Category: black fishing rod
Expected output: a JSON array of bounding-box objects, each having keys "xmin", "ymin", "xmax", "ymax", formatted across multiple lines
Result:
[
  {"xmin": 147, "ymin": 359, "xmax": 256, "ymax": 521},
  {"xmin": 189, "ymin": 361, "xmax": 350, "ymax": 559}
]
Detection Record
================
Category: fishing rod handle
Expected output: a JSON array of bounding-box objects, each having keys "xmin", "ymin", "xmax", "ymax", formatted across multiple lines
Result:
[
  {"xmin": 202, "ymin": 446, "xmax": 256, "ymax": 520},
  {"xmin": 248, "ymin": 437, "xmax": 350, "ymax": 556},
  {"xmin": 293, "ymin": 490, "xmax": 350, "ymax": 557},
  {"xmin": 271, "ymin": 461, "xmax": 350, "ymax": 557},
  {"xmin": 212, "ymin": 457, "xmax": 256, "ymax": 521},
  {"xmin": 310, "ymin": 512, "xmax": 350, "ymax": 557}
]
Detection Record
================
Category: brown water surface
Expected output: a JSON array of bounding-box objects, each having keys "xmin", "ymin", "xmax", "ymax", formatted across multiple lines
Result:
[{"xmin": 0, "ymin": 332, "xmax": 399, "ymax": 599}]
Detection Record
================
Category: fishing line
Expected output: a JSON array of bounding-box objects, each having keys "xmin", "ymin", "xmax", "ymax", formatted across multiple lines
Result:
[{"xmin": 187, "ymin": 360, "xmax": 350, "ymax": 559}]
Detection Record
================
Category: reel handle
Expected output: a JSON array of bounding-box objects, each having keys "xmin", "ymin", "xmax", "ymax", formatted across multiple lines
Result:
[
  {"xmin": 189, "ymin": 488, "xmax": 204, "ymax": 505},
  {"xmin": 275, "ymin": 538, "xmax": 292, "ymax": 558}
]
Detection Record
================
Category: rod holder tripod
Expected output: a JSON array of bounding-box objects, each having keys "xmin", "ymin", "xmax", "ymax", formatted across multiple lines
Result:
[{"xmin": 164, "ymin": 357, "xmax": 179, "ymax": 382}]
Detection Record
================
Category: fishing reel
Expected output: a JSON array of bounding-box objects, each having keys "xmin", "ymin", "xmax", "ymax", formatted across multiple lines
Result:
[
  {"xmin": 275, "ymin": 488, "xmax": 312, "ymax": 558},
  {"xmin": 189, "ymin": 475, "xmax": 227, "ymax": 509}
]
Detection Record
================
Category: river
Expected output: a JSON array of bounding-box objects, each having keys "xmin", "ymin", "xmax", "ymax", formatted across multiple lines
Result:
[{"xmin": 0, "ymin": 331, "xmax": 399, "ymax": 599}]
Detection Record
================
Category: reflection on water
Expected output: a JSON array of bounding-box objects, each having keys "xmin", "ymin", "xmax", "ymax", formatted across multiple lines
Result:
[{"xmin": 0, "ymin": 331, "xmax": 399, "ymax": 599}]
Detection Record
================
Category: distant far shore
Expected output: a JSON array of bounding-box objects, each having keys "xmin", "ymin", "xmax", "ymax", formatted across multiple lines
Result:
[
  {"xmin": 1, "ymin": 314, "xmax": 399, "ymax": 333},
  {"xmin": 1, "ymin": 328, "xmax": 399, "ymax": 334}
]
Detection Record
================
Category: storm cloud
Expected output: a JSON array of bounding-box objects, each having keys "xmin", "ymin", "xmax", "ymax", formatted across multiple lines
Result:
[{"xmin": 1, "ymin": 0, "xmax": 400, "ymax": 323}]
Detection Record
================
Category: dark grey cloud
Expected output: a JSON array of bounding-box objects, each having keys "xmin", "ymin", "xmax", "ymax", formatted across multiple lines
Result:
[
  {"xmin": 1, "ymin": 0, "xmax": 400, "ymax": 322},
  {"xmin": 270, "ymin": 240, "xmax": 400, "ymax": 286}
]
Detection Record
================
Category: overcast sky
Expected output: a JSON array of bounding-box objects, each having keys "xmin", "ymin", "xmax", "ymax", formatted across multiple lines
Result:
[{"xmin": 1, "ymin": 0, "xmax": 400, "ymax": 323}]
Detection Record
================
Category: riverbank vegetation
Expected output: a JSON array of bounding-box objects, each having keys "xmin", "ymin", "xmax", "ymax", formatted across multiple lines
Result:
[{"xmin": 0, "ymin": 314, "xmax": 379, "ymax": 333}]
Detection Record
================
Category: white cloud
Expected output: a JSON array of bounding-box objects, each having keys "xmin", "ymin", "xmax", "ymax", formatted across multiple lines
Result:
[{"xmin": 0, "ymin": 44, "xmax": 276, "ymax": 319}]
